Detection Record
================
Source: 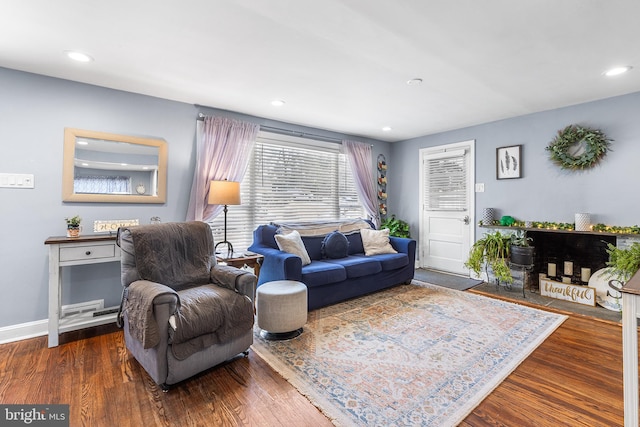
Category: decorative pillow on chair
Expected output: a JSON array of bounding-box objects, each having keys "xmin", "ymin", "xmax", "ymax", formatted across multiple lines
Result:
[
  {"xmin": 275, "ymin": 230, "xmax": 311, "ymax": 265},
  {"xmin": 321, "ymin": 231, "xmax": 349, "ymax": 259},
  {"xmin": 360, "ymin": 228, "xmax": 398, "ymax": 256}
]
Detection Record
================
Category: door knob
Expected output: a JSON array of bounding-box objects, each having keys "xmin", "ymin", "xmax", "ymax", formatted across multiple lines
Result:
[{"xmin": 463, "ymin": 215, "xmax": 470, "ymax": 225}]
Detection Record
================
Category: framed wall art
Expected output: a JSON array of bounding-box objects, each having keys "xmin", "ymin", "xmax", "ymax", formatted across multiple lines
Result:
[{"xmin": 496, "ymin": 144, "xmax": 522, "ymax": 179}]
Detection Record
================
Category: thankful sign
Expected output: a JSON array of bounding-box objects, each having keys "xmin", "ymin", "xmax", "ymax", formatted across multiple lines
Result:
[{"xmin": 540, "ymin": 278, "xmax": 596, "ymax": 306}]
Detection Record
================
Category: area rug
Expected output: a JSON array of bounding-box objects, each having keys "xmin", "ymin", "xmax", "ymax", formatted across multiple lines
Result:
[
  {"xmin": 251, "ymin": 280, "xmax": 567, "ymax": 426},
  {"xmin": 414, "ymin": 268, "xmax": 483, "ymax": 291}
]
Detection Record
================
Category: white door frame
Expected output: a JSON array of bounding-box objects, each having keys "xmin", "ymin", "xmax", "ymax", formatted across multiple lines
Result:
[{"xmin": 418, "ymin": 140, "xmax": 475, "ymax": 275}]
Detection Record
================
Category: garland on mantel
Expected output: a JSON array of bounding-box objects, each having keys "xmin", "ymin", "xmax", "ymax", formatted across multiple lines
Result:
[
  {"xmin": 479, "ymin": 219, "xmax": 640, "ymax": 235},
  {"xmin": 592, "ymin": 224, "xmax": 640, "ymax": 234},
  {"xmin": 545, "ymin": 124, "xmax": 612, "ymax": 170}
]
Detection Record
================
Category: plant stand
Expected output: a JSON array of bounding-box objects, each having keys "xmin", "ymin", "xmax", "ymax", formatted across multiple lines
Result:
[{"xmin": 508, "ymin": 262, "xmax": 534, "ymax": 298}]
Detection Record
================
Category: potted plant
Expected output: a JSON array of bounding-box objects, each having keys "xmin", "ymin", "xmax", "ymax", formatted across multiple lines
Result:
[
  {"xmin": 380, "ymin": 215, "xmax": 410, "ymax": 238},
  {"xmin": 465, "ymin": 230, "xmax": 513, "ymax": 283},
  {"xmin": 510, "ymin": 230, "xmax": 535, "ymax": 266},
  {"xmin": 605, "ymin": 242, "xmax": 640, "ymax": 283},
  {"xmin": 65, "ymin": 215, "xmax": 82, "ymax": 238}
]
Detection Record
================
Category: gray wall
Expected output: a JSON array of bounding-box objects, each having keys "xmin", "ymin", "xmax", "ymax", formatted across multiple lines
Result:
[
  {"xmin": 390, "ymin": 91, "xmax": 640, "ymax": 254},
  {"xmin": 4, "ymin": 63, "xmax": 635, "ymax": 331},
  {"xmin": 0, "ymin": 67, "xmax": 389, "ymax": 329}
]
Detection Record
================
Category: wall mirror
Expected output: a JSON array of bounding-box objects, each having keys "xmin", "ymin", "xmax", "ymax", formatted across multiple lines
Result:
[{"xmin": 62, "ymin": 128, "xmax": 167, "ymax": 203}]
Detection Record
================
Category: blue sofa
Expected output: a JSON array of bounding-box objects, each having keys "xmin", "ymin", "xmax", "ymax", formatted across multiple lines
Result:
[{"xmin": 248, "ymin": 223, "xmax": 416, "ymax": 310}]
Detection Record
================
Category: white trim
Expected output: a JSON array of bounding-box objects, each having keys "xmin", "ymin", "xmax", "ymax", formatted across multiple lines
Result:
[{"xmin": 0, "ymin": 319, "xmax": 48, "ymax": 344}]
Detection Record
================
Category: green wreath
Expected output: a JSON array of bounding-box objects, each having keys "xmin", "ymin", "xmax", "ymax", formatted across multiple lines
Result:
[{"xmin": 545, "ymin": 125, "xmax": 612, "ymax": 170}]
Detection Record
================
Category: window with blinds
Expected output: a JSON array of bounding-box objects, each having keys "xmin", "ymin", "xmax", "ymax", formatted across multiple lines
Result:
[
  {"xmin": 208, "ymin": 132, "xmax": 365, "ymax": 250},
  {"xmin": 423, "ymin": 150, "xmax": 467, "ymax": 211}
]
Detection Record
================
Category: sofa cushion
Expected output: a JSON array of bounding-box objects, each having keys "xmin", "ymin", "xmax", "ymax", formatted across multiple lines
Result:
[
  {"xmin": 360, "ymin": 228, "xmax": 398, "ymax": 256},
  {"xmin": 324, "ymin": 256, "xmax": 382, "ymax": 278},
  {"xmin": 301, "ymin": 235, "xmax": 325, "ymax": 261},
  {"xmin": 170, "ymin": 284, "xmax": 254, "ymax": 360},
  {"xmin": 346, "ymin": 231, "xmax": 365, "ymax": 255},
  {"xmin": 322, "ymin": 231, "xmax": 349, "ymax": 259},
  {"xmin": 260, "ymin": 224, "xmax": 280, "ymax": 249},
  {"xmin": 353, "ymin": 253, "xmax": 408, "ymax": 271},
  {"xmin": 301, "ymin": 261, "xmax": 347, "ymax": 287},
  {"xmin": 275, "ymin": 230, "xmax": 311, "ymax": 265}
]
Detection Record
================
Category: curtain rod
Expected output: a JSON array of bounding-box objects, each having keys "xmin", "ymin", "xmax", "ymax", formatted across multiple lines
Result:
[
  {"xmin": 259, "ymin": 125, "xmax": 344, "ymax": 144},
  {"xmin": 197, "ymin": 113, "xmax": 371, "ymax": 146}
]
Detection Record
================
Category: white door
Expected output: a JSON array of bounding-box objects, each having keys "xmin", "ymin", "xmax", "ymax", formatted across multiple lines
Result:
[{"xmin": 419, "ymin": 141, "xmax": 475, "ymax": 275}]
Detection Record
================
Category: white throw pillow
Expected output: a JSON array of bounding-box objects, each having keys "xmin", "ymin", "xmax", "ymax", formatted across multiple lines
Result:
[
  {"xmin": 360, "ymin": 228, "xmax": 398, "ymax": 256},
  {"xmin": 275, "ymin": 230, "xmax": 312, "ymax": 265}
]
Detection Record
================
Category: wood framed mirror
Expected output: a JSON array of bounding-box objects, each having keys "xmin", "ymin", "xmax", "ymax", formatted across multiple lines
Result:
[{"xmin": 62, "ymin": 128, "xmax": 167, "ymax": 203}]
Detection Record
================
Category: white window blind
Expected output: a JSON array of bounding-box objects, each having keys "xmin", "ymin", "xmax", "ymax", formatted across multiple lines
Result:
[
  {"xmin": 208, "ymin": 132, "xmax": 364, "ymax": 250},
  {"xmin": 423, "ymin": 149, "xmax": 467, "ymax": 211}
]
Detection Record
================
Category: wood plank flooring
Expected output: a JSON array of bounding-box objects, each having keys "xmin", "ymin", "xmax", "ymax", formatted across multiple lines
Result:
[
  {"xmin": 465, "ymin": 290, "xmax": 626, "ymax": 426},
  {"xmin": 0, "ymin": 296, "xmax": 632, "ymax": 426}
]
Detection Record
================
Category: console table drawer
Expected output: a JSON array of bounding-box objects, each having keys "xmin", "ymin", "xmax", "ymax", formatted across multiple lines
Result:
[{"xmin": 60, "ymin": 244, "xmax": 116, "ymax": 262}]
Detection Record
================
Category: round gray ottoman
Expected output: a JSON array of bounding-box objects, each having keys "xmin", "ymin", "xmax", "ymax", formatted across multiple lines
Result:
[{"xmin": 257, "ymin": 280, "xmax": 307, "ymax": 340}]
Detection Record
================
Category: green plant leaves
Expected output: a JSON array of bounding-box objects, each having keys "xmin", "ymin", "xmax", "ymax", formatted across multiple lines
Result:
[
  {"xmin": 380, "ymin": 215, "xmax": 411, "ymax": 238},
  {"xmin": 606, "ymin": 242, "xmax": 640, "ymax": 282}
]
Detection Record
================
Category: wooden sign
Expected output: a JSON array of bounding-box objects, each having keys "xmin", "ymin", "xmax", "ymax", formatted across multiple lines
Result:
[
  {"xmin": 93, "ymin": 219, "xmax": 139, "ymax": 233},
  {"xmin": 540, "ymin": 278, "xmax": 596, "ymax": 306}
]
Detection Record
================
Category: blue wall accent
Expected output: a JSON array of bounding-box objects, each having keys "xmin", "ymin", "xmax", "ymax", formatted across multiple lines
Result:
[
  {"xmin": 390, "ymin": 91, "xmax": 640, "ymax": 256},
  {"xmin": 0, "ymin": 67, "xmax": 388, "ymax": 329}
]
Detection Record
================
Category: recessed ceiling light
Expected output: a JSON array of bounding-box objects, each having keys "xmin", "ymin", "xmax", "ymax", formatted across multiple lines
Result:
[
  {"xmin": 603, "ymin": 66, "xmax": 632, "ymax": 77},
  {"xmin": 382, "ymin": 126, "xmax": 392, "ymax": 132},
  {"xmin": 65, "ymin": 50, "xmax": 94, "ymax": 63},
  {"xmin": 271, "ymin": 99, "xmax": 285, "ymax": 107},
  {"xmin": 407, "ymin": 78, "xmax": 423, "ymax": 86}
]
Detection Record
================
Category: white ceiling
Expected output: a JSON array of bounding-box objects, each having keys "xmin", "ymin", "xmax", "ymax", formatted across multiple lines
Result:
[{"xmin": 2, "ymin": 1, "xmax": 639, "ymax": 142}]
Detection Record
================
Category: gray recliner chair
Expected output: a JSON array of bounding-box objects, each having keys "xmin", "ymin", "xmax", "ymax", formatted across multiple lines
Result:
[{"xmin": 116, "ymin": 221, "xmax": 256, "ymax": 390}]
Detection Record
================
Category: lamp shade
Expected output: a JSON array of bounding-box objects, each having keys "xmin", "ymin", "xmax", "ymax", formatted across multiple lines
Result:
[{"xmin": 208, "ymin": 180, "xmax": 241, "ymax": 205}]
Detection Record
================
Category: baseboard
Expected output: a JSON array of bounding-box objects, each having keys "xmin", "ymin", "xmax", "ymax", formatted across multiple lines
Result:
[{"xmin": 0, "ymin": 319, "xmax": 47, "ymax": 344}]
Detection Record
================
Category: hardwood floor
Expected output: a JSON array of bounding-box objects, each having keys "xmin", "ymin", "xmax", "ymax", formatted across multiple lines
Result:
[
  {"xmin": 465, "ymin": 291, "xmax": 626, "ymax": 426},
  {"xmin": 0, "ymin": 299, "xmax": 632, "ymax": 426}
]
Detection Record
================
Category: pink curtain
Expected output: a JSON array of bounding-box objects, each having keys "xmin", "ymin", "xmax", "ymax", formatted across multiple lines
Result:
[
  {"xmin": 342, "ymin": 140, "xmax": 379, "ymax": 228},
  {"xmin": 186, "ymin": 116, "xmax": 259, "ymax": 221}
]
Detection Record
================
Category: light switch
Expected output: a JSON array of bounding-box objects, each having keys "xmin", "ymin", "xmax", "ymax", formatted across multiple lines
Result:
[
  {"xmin": 475, "ymin": 183, "xmax": 485, "ymax": 192},
  {"xmin": 0, "ymin": 173, "xmax": 35, "ymax": 188}
]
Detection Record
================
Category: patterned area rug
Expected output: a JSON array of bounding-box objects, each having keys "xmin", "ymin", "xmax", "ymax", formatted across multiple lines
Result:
[{"xmin": 251, "ymin": 280, "xmax": 567, "ymax": 426}]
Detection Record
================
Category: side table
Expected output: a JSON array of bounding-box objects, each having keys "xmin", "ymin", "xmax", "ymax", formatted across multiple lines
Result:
[
  {"xmin": 45, "ymin": 234, "xmax": 121, "ymax": 347},
  {"xmin": 216, "ymin": 252, "xmax": 263, "ymax": 278}
]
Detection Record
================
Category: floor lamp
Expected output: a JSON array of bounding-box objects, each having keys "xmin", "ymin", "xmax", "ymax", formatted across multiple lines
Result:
[{"xmin": 208, "ymin": 180, "xmax": 240, "ymax": 257}]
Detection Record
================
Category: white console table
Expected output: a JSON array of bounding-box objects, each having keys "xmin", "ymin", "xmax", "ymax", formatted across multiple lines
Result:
[
  {"xmin": 621, "ymin": 270, "xmax": 640, "ymax": 426},
  {"xmin": 45, "ymin": 234, "xmax": 121, "ymax": 347}
]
